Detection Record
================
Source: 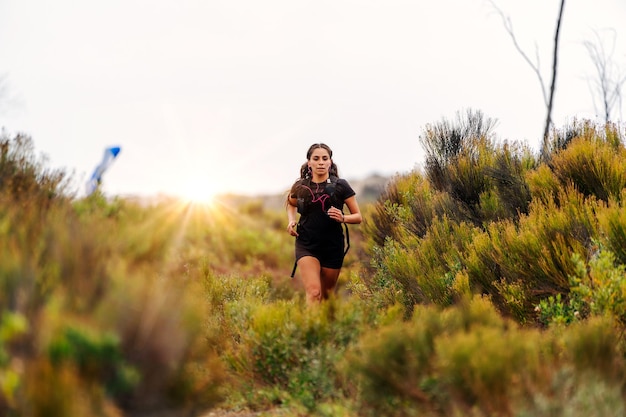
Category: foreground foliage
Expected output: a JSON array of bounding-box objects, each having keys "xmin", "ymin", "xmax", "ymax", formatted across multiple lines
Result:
[{"xmin": 2, "ymin": 119, "xmax": 626, "ymax": 417}]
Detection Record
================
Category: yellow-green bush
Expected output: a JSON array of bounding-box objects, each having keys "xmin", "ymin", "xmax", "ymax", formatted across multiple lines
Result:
[
  {"xmin": 0, "ymin": 311, "xmax": 28, "ymax": 413},
  {"xmin": 23, "ymin": 358, "xmax": 122, "ymax": 417},
  {"xmin": 365, "ymin": 113, "xmax": 540, "ymax": 318},
  {"xmin": 342, "ymin": 297, "xmax": 624, "ymax": 417},
  {"xmin": 549, "ymin": 122, "xmax": 626, "ymax": 203},
  {"xmin": 368, "ymin": 216, "xmax": 479, "ymax": 315},
  {"xmin": 596, "ymin": 194, "xmax": 626, "ymax": 266},
  {"xmin": 227, "ymin": 298, "xmax": 380, "ymax": 412},
  {"xmin": 463, "ymin": 188, "xmax": 598, "ymax": 319}
]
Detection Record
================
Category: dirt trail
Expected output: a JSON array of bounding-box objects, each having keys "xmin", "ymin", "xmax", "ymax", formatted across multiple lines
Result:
[
  {"xmin": 131, "ymin": 408, "xmax": 286, "ymax": 417},
  {"xmin": 200, "ymin": 411, "xmax": 265, "ymax": 417}
]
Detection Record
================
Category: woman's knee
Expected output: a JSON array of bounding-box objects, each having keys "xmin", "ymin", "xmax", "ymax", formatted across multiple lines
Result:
[{"xmin": 306, "ymin": 287, "xmax": 322, "ymax": 302}]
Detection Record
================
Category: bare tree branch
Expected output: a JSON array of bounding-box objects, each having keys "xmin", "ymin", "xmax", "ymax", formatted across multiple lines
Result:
[
  {"xmin": 489, "ymin": 1, "xmax": 549, "ymax": 106},
  {"xmin": 583, "ymin": 28, "xmax": 626, "ymax": 124}
]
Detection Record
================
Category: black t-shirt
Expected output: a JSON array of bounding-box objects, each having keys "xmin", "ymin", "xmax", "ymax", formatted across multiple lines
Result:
[{"xmin": 290, "ymin": 177, "xmax": 355, "ymax": 251}]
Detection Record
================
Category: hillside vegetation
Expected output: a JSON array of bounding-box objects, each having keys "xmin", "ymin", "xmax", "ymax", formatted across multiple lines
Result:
[{"xmin": 2, "ymin": 113, "xmax": 626, "ymax": 417}]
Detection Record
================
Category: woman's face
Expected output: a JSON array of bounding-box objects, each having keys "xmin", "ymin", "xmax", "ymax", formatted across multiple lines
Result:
[{"xmin": 308, "ymin": 147, "xmax": 332, "ymax": 175}]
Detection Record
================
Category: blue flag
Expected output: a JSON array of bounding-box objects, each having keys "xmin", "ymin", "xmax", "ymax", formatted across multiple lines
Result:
[{"xmin": 86, "ymin": 146, "xmax": 121, "ymax": 195}]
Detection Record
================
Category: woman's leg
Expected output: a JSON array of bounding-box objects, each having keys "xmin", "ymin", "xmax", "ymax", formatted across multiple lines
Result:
[
  {"xmin": 320, "ymin": 267, "xmax": 341, "ymax": 300},
  {"xmin": 298, "ymin": 256, "xmax": 323, "ymax": 304}
]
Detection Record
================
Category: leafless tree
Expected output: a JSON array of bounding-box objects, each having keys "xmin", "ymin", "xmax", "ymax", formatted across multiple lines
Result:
[
  {"xmin": 583, "ymin": 28, "xmax": 626, "ymax": 124},
  {"xmin": 489, "ymin": 0, "xmax": 566, "ymax": 160}
]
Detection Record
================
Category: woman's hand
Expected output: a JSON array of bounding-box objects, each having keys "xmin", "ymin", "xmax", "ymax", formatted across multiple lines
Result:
[
  {"xmin": 287, "ymin": 221, "xmax": 298, "ymax": 236},
  {"xmin": 327, "ymin": 207, "xmax": 344, "ymax": 223}
]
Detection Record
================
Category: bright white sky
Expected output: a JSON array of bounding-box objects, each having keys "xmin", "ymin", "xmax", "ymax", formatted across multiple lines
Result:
[{"xmin": 1, "ymin": 0, "xmax": 625, "ymax": 200}]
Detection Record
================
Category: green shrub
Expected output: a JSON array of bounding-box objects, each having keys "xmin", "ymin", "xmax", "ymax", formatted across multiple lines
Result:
[
  {"xmin": 464, "ymin": 188, "xmax": 597, "ymax": 320},
  {"xmin": 486, "ymin": 142, "xmax": 535, "ymax": 220},
  {"xmin": 518, "ymin": 369, "xmax": 625, "ymax": 417},
  {"xmin": 342, "ymin": 309, "xmax": 445, "ymax": 417},
  {"xmin": 364, "ymin": 173, "xmax": 421, "ymax": 248},
  {"xmin": 526, "ymin": 164, "xmax": 562, "ymax": 206},
  {"xmin": 420, "ymin": 109, "xmax": 496, "ymax": 193},
  {"xmin": 436, "ymin": 324, "xmax": 542, "ymax": 415},
  {"xmin": 550, "ymin": 133, "xmax": 626, "ymax": 203},
  {"xmin": 47, "ymin": 325, "xmax": 139, "ymax": 397},
  {"xmin": 597, "ymin": 196, "xmax": 626, "ymax": 266},
  {"xmin": 343, "ymin": 297, "xmax": 555, "ymax": 417},
  {"xmin": 342, "ymin": 296, "xmax": 626, "ymax": 416},
  {"xmin": 569, "ymin": 250, "xmax": 626, "ymax": 325},
  {"xmin": 96, "ymin": 270, "xmax": 228, "ymax": 411},
  {"xmin": 23, "ymin": 358, "xmax": 121, "ymax": 417},
  {"xmin": 418, "ymin": 109, "xmax": 534, "ymax": 228},
  {"xmin": 535, "ymin": 293, "xmax": 582, "ymax": 327},
  {"xmin": 231, "ymin": 298, "xmax": 377, "ymax": 412},
  {"xmin": 541, "ymin": 119, "xmax": 585, "ymax": 160},
  {"xmin": 561, "ymin": 316, "xmax": 624, "ymax": 378},
  {"xmin": 0, "ymin": 189, "xmax": 114, "ymax": 316},
  {"xmin": 0, "ymin": 311, "xmax": 28, "ymax": 412},
  {"xmin": 0, "ymin": 133, "xmax": 71, "ymax": 205}
]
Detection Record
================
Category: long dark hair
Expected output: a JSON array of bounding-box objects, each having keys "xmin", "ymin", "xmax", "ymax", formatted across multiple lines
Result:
[
  {"xmin": 299, "ymin": 143, "xmax": 339, "ymax": 179},
  {"xmin": 285, "ymin": 143, "xmax": 339, "ymax": 207}
]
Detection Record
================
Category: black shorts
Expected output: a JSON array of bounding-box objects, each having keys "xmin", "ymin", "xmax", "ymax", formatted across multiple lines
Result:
[{"xmin": 295, "ymin": 239, "xmax": 345, "ymax": 269}]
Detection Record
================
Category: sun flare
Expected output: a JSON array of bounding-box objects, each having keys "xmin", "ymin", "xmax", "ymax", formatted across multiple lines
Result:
[{"xmin": 177, "ymin": 180, "xmax": 220, "ymax": 207}]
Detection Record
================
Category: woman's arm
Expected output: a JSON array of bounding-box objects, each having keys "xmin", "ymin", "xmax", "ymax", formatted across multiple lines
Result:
[
  {"xmin": 286, "ymin": 197, "xmax": 299, "ymax": 236},
  {"xmin": 342, "ymin": 195, "xmax": 362, "ymax": 224}
]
